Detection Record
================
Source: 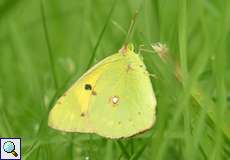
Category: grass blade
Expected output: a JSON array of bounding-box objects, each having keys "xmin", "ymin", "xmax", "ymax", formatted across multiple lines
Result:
[
  {"xmin": 40, "ymin": 0, "xmax": 59, "ymax": 90},
  {"xmin": 86, "ymin": 0, "xmax": 118, "ymax": 69},
  {"xmin": 116, "ymin": 141, "xmax": 130, "ymax": 159},
  {"xmin": 129, "ymin": 135, "xmax": 153, "ymax": 160}
]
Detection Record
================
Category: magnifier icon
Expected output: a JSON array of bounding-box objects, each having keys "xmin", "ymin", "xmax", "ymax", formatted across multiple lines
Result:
[{"xmin": 3, "ymin": 141, "xmax": 18, "ymax": 157}]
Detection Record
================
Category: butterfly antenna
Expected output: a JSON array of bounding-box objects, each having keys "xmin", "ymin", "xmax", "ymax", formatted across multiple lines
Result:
[{"xmin": 124, "ymin": 11, "xmax": 139, "ymax": 46}]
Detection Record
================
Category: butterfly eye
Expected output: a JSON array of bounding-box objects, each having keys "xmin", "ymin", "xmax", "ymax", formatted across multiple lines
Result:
[{"xmin": 84, "ymin": 84, "xmax": 92, "ymax": 90}]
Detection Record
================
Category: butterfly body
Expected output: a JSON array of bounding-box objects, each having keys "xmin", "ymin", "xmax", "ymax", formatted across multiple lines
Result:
[{"xmin": 48, "ymin": 44, "xmax": 157, "ymax": 138}]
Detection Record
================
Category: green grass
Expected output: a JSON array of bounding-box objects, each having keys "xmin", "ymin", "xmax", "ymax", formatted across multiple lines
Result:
[{"xmin": 0, "ymin": 0, "xmax": 230, "ymax": 159}]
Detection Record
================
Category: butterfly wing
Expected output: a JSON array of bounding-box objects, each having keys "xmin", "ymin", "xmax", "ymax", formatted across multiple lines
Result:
[
  {"xmin": 48, "ymin": 53, "xmax": 123, "ymax": 133},
  {"xmin": 89, "ymin": 52, "xmax": 157, "ymax": 138}
]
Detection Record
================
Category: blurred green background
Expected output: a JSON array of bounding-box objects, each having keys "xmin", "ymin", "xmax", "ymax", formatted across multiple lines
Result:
[{"xmin": 0, "ymin": 0, "xmax": 230, "ymax": 159}]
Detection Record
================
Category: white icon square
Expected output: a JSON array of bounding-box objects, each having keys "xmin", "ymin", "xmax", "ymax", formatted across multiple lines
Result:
[{"xmin": 0, "ymin": 138, "xmax": 21, "ymax": 160}]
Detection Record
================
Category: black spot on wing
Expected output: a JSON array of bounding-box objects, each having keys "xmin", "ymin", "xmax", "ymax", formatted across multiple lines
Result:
[{"xmin": 85, "ymin": 84, "xmax": 92, "ymax": 90}]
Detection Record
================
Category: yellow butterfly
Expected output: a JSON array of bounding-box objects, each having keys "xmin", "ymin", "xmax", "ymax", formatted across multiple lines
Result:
[{"xmin": 48, "ymin": 44, "xmax": 157, "ymax": 138}]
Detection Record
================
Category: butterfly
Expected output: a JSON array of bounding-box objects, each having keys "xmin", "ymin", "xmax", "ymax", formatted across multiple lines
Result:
[{"xmin": 48, "ymin": 43, "xmax": 157, "ymax": 138}]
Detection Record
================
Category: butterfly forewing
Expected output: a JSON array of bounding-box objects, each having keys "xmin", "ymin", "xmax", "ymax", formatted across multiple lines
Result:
[{"xmin": 48, "ymin": 53, "xmax": 123, "ymax": 133}]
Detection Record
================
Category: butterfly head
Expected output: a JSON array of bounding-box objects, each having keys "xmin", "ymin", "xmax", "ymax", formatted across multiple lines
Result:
[{"xmin": 119, "ymin": 43, "xmax": 134, "ymax": 55}]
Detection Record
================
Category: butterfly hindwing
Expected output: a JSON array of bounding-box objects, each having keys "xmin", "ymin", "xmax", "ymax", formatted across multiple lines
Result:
[{"xmin": 89, "ymin": 52, "xmax": 156, "ymax": 138}]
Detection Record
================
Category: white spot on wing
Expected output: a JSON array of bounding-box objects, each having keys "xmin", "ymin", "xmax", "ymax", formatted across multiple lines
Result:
[{"xmin": 112, "ymin": 96, "xmax": 119, "ymax": 104}]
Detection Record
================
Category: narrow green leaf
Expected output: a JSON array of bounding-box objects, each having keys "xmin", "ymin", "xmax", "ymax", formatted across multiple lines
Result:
[
  {"xmin": 116, "ymin": 141, "xmax": 130, "ymax": 159},
  {"xmin": 40, "ymin": 0, "xmax": 59, "ymax": 90}
]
